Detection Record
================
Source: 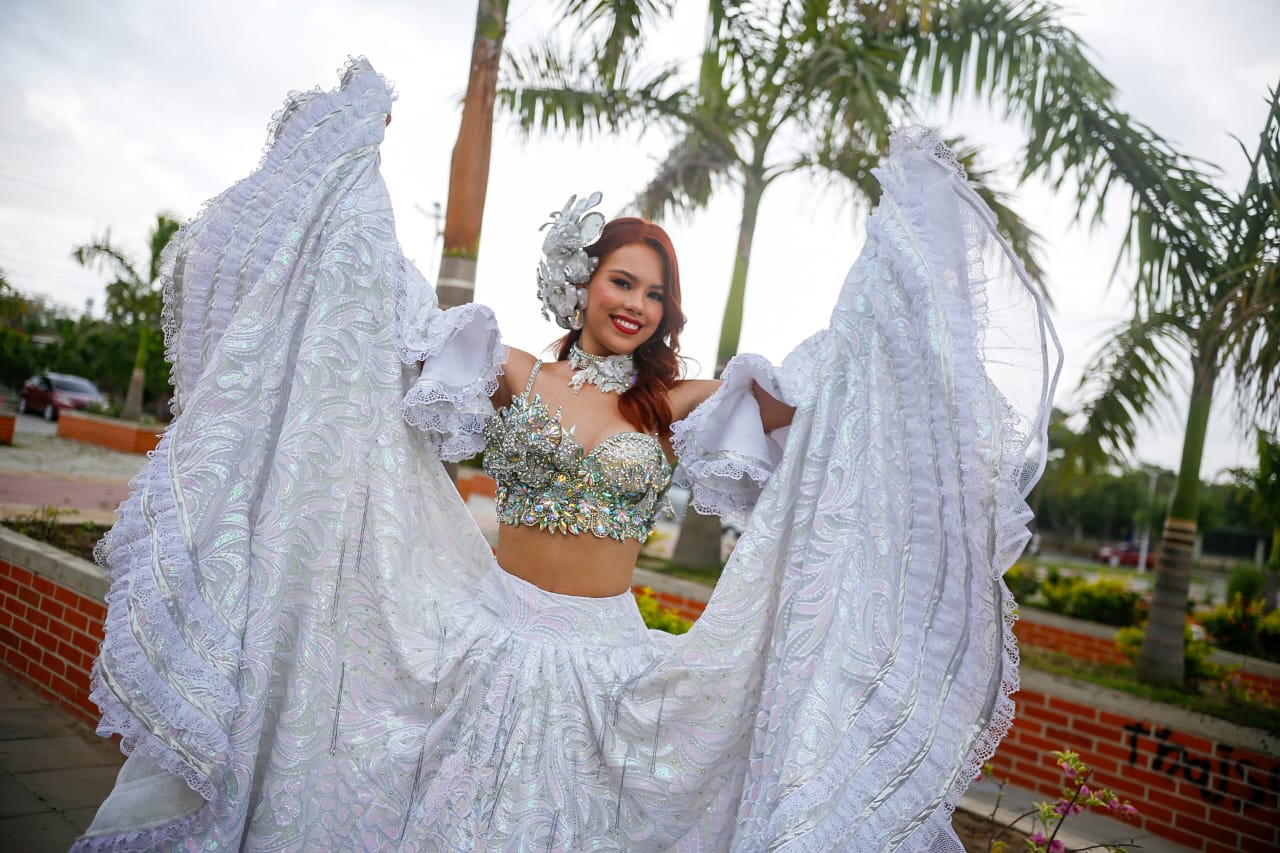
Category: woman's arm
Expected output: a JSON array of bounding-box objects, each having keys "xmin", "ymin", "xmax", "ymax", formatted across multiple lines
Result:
[
  {"xmin": 669, "ymin": 378, "xmax": 794, "ymax": 433},
  {"xmin": 493, "ymin": 348, "xmax": 537, "ymax": 410},
  {"xmin": 752, "ymin": 381, "xmax": 795, "ymax": 432}
]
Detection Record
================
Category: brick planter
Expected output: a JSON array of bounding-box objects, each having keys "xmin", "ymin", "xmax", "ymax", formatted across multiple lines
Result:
[
  {"xmin": 995, "ymin": 670, "xmax": 1279, "ymax": 853},
  {"xmin": 0, "ymin": 526, "xmax": 108, "ymax": 726},
  {"xmin": 57, "ymin": 410, "xmax": 162, "ymax": 455},
  {"xmin": 0, "ymin": 412, "xmax": 14, "ymax": 445}
]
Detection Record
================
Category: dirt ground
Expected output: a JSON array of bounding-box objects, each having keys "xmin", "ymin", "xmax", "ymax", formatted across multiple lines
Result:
[{"xmin": 954, "ymin": 808, "xmax": 1028, "ymax": 851}]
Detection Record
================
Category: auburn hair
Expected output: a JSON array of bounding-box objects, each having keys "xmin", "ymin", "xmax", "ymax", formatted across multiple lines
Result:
[{"xmin": 557, "ymin": 217, "xmax": 686, "ymax": 436}]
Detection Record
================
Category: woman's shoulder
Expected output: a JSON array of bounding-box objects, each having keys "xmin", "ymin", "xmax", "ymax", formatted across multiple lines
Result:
[{"xmin": 495, "ymin": 348, "xmax": 541, "ymax": 408}]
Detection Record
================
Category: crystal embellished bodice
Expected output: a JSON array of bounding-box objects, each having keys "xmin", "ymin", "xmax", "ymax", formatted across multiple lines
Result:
[{"xmin": 482, "ymin": 363, "xmax": 673, "ymax": 542}]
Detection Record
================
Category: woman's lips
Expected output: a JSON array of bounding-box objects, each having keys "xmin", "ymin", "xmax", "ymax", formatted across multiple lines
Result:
[{"xmin": 611, "ymin": 315, "xmax": 642, "ymax": 335}]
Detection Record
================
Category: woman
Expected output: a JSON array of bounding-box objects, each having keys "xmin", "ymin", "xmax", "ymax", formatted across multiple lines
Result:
[{"xmin": 77, "ymin": 60, "xmax": 1060, "ymax": 851}]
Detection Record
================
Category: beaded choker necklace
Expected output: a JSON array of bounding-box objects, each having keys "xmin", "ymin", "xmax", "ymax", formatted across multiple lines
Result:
[{"xmin": 567, "ymin": 344, "xmax": 636, "ymax": 395}]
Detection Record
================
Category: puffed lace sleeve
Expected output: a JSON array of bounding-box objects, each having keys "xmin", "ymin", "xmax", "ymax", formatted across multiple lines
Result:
[
  {"xmin": 397, "ymin": 258, "xmax": 508, "ymax": 461},
  {"xmin": 670, "ymin": 353, "xmax": 797, "ymax": 525}
]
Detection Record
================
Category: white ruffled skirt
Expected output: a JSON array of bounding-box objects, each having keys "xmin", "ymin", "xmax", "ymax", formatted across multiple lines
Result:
[{"xmin": 76, "ymin": 60, "xmax": 1059, "ymax": 852}]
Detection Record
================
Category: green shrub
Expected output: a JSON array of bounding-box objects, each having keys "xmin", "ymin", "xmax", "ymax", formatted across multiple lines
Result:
[
  {"xmin": 1200, "ymin": 595, "xmax": 1265, "ymax": 656},
  {"xmin": 634, "ymin": 587, "xmax": 692, "ymax": 634},
  {"xmin": 1040, "ymin": 574, "xmax": 1143, "ymax": 626},
  {"xmin": 1039, "ymin": 573, "xmax": 1084, "ymax": 614},
  {"xmin": 1258, "ymin": 610, "xmax": 1280, "ymax": 662},
  {"xmin": 1003, "ymin": 561, "xmax": 1040, "ymax": 602},
  {"xmin": 1070, "ymin": 577, "xmax": 1144, "ymax": 626},
  {"xmin": 1226, "ymin": 565, "xmax": 1266, "ymax": 605}
]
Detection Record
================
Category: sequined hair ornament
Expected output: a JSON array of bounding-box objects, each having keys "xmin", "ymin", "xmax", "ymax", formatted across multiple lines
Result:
[{"xmin": 537, "ymin": 192, "xmax": 606, "ymax": 330}]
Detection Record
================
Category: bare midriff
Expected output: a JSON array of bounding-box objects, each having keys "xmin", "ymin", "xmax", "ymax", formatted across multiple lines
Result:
[{"xmin": 496, "ymin": 524, "xmax": 642, "ymax": 598}]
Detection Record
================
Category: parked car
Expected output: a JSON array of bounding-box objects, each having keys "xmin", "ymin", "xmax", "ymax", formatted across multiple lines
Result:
[
  {"xmin": 1093, "ymin": 542, "xmax": 1156, "ymax": 569},
  {"xmin": 18, "ymin": 373, "xmax": 105, "ymax": 421}
]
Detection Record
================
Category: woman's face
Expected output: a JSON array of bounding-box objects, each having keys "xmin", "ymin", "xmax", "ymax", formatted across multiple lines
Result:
[{"xmin": 577, "ymin": 242, "xmax": 666, "ymax": 357}]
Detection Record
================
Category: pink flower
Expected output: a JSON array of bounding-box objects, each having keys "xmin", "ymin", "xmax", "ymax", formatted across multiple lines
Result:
[{"xmin": 1050, "ymin": 841, "xmax": 1065, "ymax": 853}]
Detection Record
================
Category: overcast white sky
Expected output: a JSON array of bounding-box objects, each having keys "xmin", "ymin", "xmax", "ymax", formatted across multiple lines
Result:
[{"xmin": 2, "ymin": 0, "xmax": 1277, "ymax": 481}]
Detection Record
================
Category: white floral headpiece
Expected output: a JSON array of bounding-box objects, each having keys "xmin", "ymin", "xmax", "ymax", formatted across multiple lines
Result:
[{"xmin": 536, "ymin": 192, "xmax": 606, "ymax": 330}]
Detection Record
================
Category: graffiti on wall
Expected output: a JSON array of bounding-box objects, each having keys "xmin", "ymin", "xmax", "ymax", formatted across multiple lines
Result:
[{"xmin": 1123, "ymin": 722, "xmax": 1279, "ymax": 812}]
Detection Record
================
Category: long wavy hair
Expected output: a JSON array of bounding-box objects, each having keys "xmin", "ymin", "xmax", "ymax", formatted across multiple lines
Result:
[{"xmin": 557, "ymin": 217, "xmax": 685, "ymax": 435}]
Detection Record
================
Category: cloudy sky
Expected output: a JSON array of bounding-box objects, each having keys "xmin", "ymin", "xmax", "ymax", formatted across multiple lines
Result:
[{"xmin": 2, "ymin": 0, "xmax": 1277, "ymax": 480}]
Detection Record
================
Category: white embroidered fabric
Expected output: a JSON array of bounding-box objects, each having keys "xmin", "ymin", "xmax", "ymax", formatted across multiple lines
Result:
[
  {"xmin": 400, "ymin": 298, "xmax": 507, "ymax": 461},
  {"xmin": 670, "ymin": 353, "xmax": 790, "ymax": 527},
  {"xmin": 76, "ymin": 61, "xmax": 1060, "ymax": 852}
]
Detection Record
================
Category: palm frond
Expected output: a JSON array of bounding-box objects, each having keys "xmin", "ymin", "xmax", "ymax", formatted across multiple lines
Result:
[
  {"xmin": 1071, "ymin": 309, "xmax": 1193, "ymax": 467},
  {"xmin": 1217, "ymin": 86, "xmax": 1280, "ymax": 430},
  {"xmin": 909, "ymin": 0, "xmax": 1227, "ymax": 311},
  {"xmin": 71, "ymin": 235, "xmax": 141, "ymax": 288},
  {"xmin": 793, "ymin": 141, "xmax": 883, "ymax": 204},
  {"xmin": 557, "ymin": 0, "xmax": 674, "ymax": 84},
  {"xmin": 787, "ymin": 23, "xmax": 903, "ymax": 147},
  {"xmin": 633, "ymin": 132, "xmax": 740, "ymax": 220},
  {"xmin": 500, "ymin": 45, "xmax": 691, "ymax": 135}
]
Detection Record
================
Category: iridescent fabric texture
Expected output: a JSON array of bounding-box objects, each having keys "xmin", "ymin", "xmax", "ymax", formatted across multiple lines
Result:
[
  {"xmin": 76, "ymin": 61, "xmax": 1060, "ymax": 852},
  {"xmin": 482, "ymin": 365, "xmax": 673, "ymax": 542}
]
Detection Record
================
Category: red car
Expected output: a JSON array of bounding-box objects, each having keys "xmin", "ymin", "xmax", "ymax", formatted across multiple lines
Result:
[
  {"xmin": 1093, "ymin": 543, "xmax": 1156, "ymax": 569},
  {"xmin": 18, "ymin": 373, "xmax": 105, "ymax": 421}
]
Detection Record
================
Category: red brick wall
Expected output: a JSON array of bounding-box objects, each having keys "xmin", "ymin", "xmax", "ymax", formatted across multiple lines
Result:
[
  {"xmin": 57, "ymin": 411, "xmax": 161, "ymax": 454},
  {"xmin": 1013, "ymin": 618, "xmax": 1129, "ymax": 666},
  {"xmin": 0, "ymin": 559, "xmax": 104, "ymax": 726},
  {"xmin": 1234, "ymin": 668, "xmax": 1280, "ymax": 706},
  {"xmin": 634, "ymin": 586, "xmax": 707, "ymax": 623},
  {"xmin": 991, "ymin": 688, "xmax": 1279, "ymax": 853},
  {"xmin": 1011, "ymin": 613, "xmax": 1280, "ymax": 705}
]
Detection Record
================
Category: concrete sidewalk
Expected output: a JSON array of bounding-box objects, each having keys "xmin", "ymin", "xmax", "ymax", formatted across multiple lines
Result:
[{"xmin": 0, "ymin": 673, "xmax": 123, "ymax": 850}]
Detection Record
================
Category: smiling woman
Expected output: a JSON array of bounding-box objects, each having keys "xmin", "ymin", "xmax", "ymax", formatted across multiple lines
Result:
[{"xmin": 74, "ymin": 61, "xmax": 1060, "ymax": 851}]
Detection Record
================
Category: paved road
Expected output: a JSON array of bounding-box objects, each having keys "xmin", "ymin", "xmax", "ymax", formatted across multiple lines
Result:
[{"xmin": 1, "ymin": 417, "xmax": 145, "ymax": 524}]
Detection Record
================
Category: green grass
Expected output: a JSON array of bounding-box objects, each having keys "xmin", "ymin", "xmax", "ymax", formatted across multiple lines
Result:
[{"xmin": 1021, "ymin": 647, "xmax": 1278, "ymax": 731}]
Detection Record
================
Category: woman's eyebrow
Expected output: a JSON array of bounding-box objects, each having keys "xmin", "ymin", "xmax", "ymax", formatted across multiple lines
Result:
[{"xmin": 606, "ymin": 267, "xmax": 664, "ymax": 290}]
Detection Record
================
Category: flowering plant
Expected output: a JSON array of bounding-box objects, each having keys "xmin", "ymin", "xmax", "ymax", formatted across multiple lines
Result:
[{"xmin": 981, "ymin": 751, "xmax": 1138, "ymax": 853}]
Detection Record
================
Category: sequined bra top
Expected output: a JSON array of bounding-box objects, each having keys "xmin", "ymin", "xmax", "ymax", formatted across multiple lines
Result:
[{"xmin": 482, "ymin": 363, "xmax": 673, "ymax": 543}]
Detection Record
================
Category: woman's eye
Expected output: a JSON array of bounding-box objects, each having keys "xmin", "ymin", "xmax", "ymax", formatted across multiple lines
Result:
[
  {"xmin": 612, "ymin": 278, "xmax": 631, "ymax": 289},
  {"xmin": 648, "ymin": 292, "xmax": 664, "ymax": 302}
]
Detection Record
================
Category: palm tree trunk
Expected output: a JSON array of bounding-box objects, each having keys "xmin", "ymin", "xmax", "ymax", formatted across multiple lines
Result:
[
  {"xmin": 1136, "ymin": 355, "xmax": 1217, "ymax": 686},
  {"xmin": 122, "ymin": 322, "xmax": 148, "ymax": 422},
  {"xmin": 714, "ymin": 172, "xmax": 765, "ymax": 374},
  {"xmin": 674, "ymin": 170, "xmax": 767, "ymax": 570},
  {"xmin": 437, "ymin": 0, "xmax": 508, "ymax": 311}
]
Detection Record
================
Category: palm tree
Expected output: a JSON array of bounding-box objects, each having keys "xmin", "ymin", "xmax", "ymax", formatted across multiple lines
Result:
[
  {"xmin": 502, "ymin": 0, "xmax": 1220, "ymax": 567},
  {"xmin": 1072, "ymin": 87, "xmax": 1279, "ymax": 686},
  {"xmin": 436, "ymin": 1, "xmax": 509, "ymax": 311},
  {"xmin": 72, "ymin": 213, "xmax": 181, "ymax": 421},
  {"xmin": 437, "ymin": 1, "xmax": 671, "ymax": 309}
]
